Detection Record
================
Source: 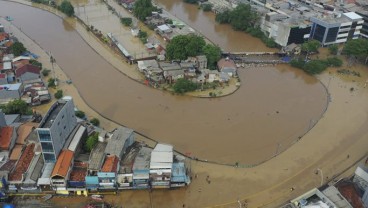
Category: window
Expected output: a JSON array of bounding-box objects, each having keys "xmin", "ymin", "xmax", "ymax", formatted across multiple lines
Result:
[
  {"xmin": 62, "ymin": 115, "xmax": 64, "ymax": 119},
  {"xmin": 325, "ymin": 27, "xmax": 339, "ymax": 43},
  {"xmin": 44, "ymin": 153, "xmax": 56, "ymax": 162},
  {"xmin": 41, "ymin": 142, "xmax": 54, "ymax": 152},
  {"xmin": 38, "ymin": 130, "xmax": 51, "ymax": 141},
  {"xmin": 64, "ymin": 125, "xmax": 66, "ymax": 129}
]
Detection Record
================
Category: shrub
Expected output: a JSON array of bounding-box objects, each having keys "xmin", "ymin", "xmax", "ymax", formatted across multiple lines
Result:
[
  {"xmin": 54, "ymin": 90, "xmax": 63, "ymax": 99},
  {"xmin": 29, "ymin": 59, "xmax": 42, "ymax": 69},
  {"xmin": 90, "ymin": 118, "xmax": 100, "ymax": 126},
  {"xmin": 58, "ymin": 0, "xmax": 74, "ymax": 17},
  {"xmin": 120, "ymin": 17, "xmax": 133, "ymax": 27},
  {"xmin": 201, "ymin": 4, "xmax": 212, "ymax": 12},
  {"xmin": 328, "ymin": 45, "xmax": 338, "ymax": 55},
  {"xmin": 42, "ymin": 69, "xmax": 51, "ymax": 77},
  {"xmin": 75, "ymin": 110, "xmax": 86, "ymax": 119},
  {"xmin": 173, "ymin": 78, "xmax": 198, "ymax": 94},
  {"xmin": 326, "ymin": 57, "xmax": 343, "ymax": 67},
  {"xmin": 85, "ymin": 133, "xmax": 98, "ymax": 152},
  {"xmin": 48, "ymin": 78, "xmax": 56, "ymax": 88}
]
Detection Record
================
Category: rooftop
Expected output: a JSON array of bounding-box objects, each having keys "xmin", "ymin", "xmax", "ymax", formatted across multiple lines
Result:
[
  {"xmin": 133, "ymin": 147, "xmax": 152, "ymax": 171},
  {"xmin": 39, "ymin": 100, "xmax": 67, "ymax": 128},
  {"xmin": 24, "ymin": 153, "xmax": 44, "ymax": 183},
  {"xmin": 0, "ymin": 160, "xmax": 16, "ymax": 172},
  {"xmin": 16, "ymin": 122, "xmax": 38, "ymax": 145},
  {"xmin": 9, "ymin": 143, "xmax": 35, "ymax": 182},
  {"xmin": 9, "ymin": 144, "xmax": 23, "ymax": 160},
  {"xmin": 336, "ymin": 180, "xmax": 364, "ymax": 208},
  {"xmin": 105, "ymin": 127, "xmax": 133, "ymax": 157},
  {"xmin": 88, "ymin": 142, "xmax": 107, "ymax": 171},
  {"xmin": 218, "ymin": 58, "xmax": 236, "ymax": 69},
  {"xmin": 37, "ymin": 162, "xmax": 55, "ymax": 185},
  {"xmin": 101, "ymin": 155, "xmax": 119, "ymax": 173},
  {"xmin": 69, "ymin": 162, "xmax": 87, "ymax": 182},
  {"xmin": 0, "ymin": 126, "xmax": 14, "ymax": 150},
  {"xmin": 150, "ymin": 143, "xmax": 173, "ymax": 170},
  {"xmin": 51, "ymin": 149, "xmax": 74, "ymax": 178},
  {"xmin": 15, "ymin": 64, "xmax": 41, "ymax": 78}
]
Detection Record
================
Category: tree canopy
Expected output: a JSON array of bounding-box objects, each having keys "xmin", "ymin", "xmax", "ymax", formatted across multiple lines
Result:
[
  {"xmin": 166, "ymin": 34, "xmax": 206, "ymax": 60},
  {"xmin": 85, "ymin": 133, "xmax": 98, "ymax": 152},
  {"xmin": 59, "ymin": 0, "xmax": 74, "ymax": 17},
  {"xmin": 173, "ymin": 78, "xmax": 198, "ymax": 94},
  {"xmin": 215, "ymin": 4, "xmax": 259, "ymax": 31},
  {"xmin": 202, "ymin": 44, "xmax": 221, "ymax": 70},
  {"xmin": 0, "ymin": 99, "xmax": 32, "ymax": 115},
  {"xmin": 290, "ymin": 56, "xmax": 343, "ymax": 75},
  {"xmin": 133, "ymin": 0, "xmax": 156, "ymax": 21},
  {"xmin": 343, "ymin": 39, "xmax": 368, "ymax": 61},
  {"xmin": 10, "ymin": 42, "xmax": 26, "ymax": 56},
  {"xmin": 301, "ymin": 40, "xmax": 320, "ymax": 54},
  {"xmin": 90, "ymin": 118, "xmax": 100, "ymax": 126}
]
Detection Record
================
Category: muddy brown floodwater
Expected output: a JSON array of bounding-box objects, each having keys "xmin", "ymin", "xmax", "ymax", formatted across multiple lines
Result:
[
  {"xmin": 0, "ymin": 1, "xmax": 328, "ymax": 164},
  {"xmin": 155, "ymin": 0, "xmax": 278, "ymax": 52}
]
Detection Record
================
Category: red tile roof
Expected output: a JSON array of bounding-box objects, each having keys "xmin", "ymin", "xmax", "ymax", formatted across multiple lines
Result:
[
  {"xmin": 51, "ymin": 150, "xmax": 74, "ymax": 178},
  {"xmin": 13, "ymin": 60, "xmax": 30, "ymax": 70},
  {"xmin": 4, "ymin": 41, "xmax": 13, "ymax": 48},
  {"xmin": 0, "ymin": 33, "xmax": 9, "ymax": 42},
  {"xmin": 0, "ymin": 126, "xmax": 14, "ymax": 151},
  {"xmin": 69, "ymin": 162, "xmax": 88, "ymax": 182},
  {"xmin": 337, "ymin": 182, "xmax": 364, "ymax": 208},
  {"xmin": 217, "ymin": 58, "xmax": 236, "ymax": 70},
  {"xmin": 101, "ymin": 155, "xmax": 119, "ymax": 173},
  {"xmin": 8, "ymin": 143, "xmax": 35, "ymax": 181},
  {"xmin": 15, "ymin": 64, "xmax": 41, "ymax": 78},
  {"xmin": 0, "ymin": 160, "xmax": 16, "ymax": 172}
]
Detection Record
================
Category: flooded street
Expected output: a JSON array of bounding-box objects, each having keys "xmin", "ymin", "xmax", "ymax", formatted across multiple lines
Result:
[
  {"xmin": 0, "ymin": 1, "xmax": 328, "ymax": 164},
  {"xmin": 155, "ymin": 0, "xmax": 277, "ymax": 52}
]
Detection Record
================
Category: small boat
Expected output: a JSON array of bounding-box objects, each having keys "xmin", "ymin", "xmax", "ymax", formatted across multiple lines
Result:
[
  {"xmin": 42, "ymin": 194, "xmax": 53, "ymax": 201},
  {"xmin": 91, "ymin": 195, "xmax": 103, "ymax": 201}
]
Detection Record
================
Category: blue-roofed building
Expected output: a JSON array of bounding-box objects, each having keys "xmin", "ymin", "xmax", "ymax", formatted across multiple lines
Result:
[
  {"xmin": 85, "ymin": 176, "xmax": 99, "ymax": 191},
  {"xmin": 171, "ymin": 162, "xmax": 189, "ymax": 188},
  {"xmin": 97, "ymin": 172, "xmax": 116, "ymax": 190}
]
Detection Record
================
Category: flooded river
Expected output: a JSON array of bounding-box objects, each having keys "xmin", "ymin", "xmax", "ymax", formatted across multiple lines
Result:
[
  {"xmin": 155, "ymin": 0, "xmax": 277, "ymax": 52},
  {"xmin": 0, "ymin": 1, "xmax": 328, "ymax": 164}
]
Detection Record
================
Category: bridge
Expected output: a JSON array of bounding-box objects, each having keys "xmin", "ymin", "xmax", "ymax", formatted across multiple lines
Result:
[{"xmin": 222, "ymin": 51, "xmax": 290, "ymax": 64}]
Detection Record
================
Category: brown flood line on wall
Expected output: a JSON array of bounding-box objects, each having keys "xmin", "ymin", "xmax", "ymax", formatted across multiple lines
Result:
[
  {"xmin": 0, "ymin": 1, "xmax": 328, "ymax": 164},
  {"xmin": 155, "ymin": 0, "xmax": 277, "ymax": 52}
]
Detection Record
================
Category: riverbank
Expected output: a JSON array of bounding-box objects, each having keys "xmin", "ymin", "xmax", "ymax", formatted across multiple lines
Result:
[{"xmin": 2, "ymin": 1, "xmax": 368, "ymax": 208}]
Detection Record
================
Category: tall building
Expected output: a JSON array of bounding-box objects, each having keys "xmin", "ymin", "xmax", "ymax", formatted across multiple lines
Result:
[
  {"xmin": 36, "ymin": 98, "xmax": 77, "ymax": 163},
  {"xmin": 309, "ymin": 12, "xmax": 363, "ymax": 46}
]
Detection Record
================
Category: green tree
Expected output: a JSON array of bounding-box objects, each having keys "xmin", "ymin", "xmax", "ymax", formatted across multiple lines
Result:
[
  {"xmin": 328, "ymin": 45, "xmax": 338, "ymax": 55},
  {"xmin": 173, "ymin": 78, "xmax": 198, "ymax": 94},
  {"xmin": 54, "ymin": 90, "xmax": 63, "ymax": 99},
  {"xmin": 75, "ymin": 110, "xmax": 86, "ymax": 119},
  {"xmin": 343, "ymin": 39, "xmax": 368, "ymax": 64},
  {"xmin": 133, "ymin": 0, "xmax": 156, "ymax": 21},
  {"xmin": 0, "ymin": 99, "xmax": 31, "ymax": 115},
  {"xmin": 90, "ymin": 118, "xmax": 100, "ymax": 126},
  {"xmin": 228, "ymin": 4, "xmax": 258, "ymax": 31},
  {"xmin": 10, "ymin": 42, "xmax": 26, "ymax": 56},
  {"xmin": 202, "ymin": 44, "xmax": 221, "ymax": 70},
  {"xmin": 301, "ymin": 40, "xmax": 320, "ymax": 54},
  {"xmin": 183, "ymin": 0, "xmax": 198, "ymax": 4},
  {"xmin": 138, "ymin": 30, "xmax": 148, "ymax": 43},
  {"xmin": 201, "ymin": 4, "xmax": 212, "ymax": 12},
  {"xmin": 29, "ymin": 59, "xmax": 42, "ymax": 69},
  {"xmin": 303, "ymin": 60, "xmax": 328, "ymax": 74},
  {"xmin": 326, "ymin": 57, "xmax": 343, "ymax": 67},
  {"xmin": 120, "ymin": 17, "xmax": 133, "ymax": 27},
  {"xmin": 48, "ymin": 78, "xmax": 56, "ymax": 88},
  {"xmin": 166, "ymin": 35, "xmax": 205, "ymax": 60},
  {"xmin": 215, "ymin": 10, "xmax": 231, "ymax": 24},
  {"xmin": 59, "ymin": 0, "xmax": 74, "ymax": 17},
  {"xmin": 42, "ymin": 69, "xmax": 51, "ymax": 76},
  {"xmin": 85, "ymin": 133, "xmax": 98, "ymax": 152}
]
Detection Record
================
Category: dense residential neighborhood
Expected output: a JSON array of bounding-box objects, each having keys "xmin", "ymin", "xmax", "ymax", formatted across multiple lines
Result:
[{"xmin": 0, "ymin": 97, "xmax": 190, "ymax": 200}]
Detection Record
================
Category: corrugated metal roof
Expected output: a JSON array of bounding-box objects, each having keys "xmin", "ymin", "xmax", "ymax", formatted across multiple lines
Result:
[
  {"xmin": 104, "ymin": 127, "xmax": 133, "ymax": 156},
  {"xmin": 88, "ymin": 142, "xmax": 107, "ymax": 171},
  {"xmin": 68, "ymin": 125, "xmax": 86, "ymax": 152}
]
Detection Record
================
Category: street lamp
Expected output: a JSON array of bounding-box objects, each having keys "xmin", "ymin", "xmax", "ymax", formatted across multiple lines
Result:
[{"xmin": 316, "ymin": 168, "xmax": 323, "ymax": 187}]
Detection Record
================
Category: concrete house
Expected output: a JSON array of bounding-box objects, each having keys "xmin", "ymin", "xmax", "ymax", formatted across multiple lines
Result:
[
  {"xmin": 87, "ymin": 142, "xmax": 107, "ymax": 176},
  {"xmin": 105, "ymin": 127, "xmax": 135, "ymax": 159},
  {"xmin": 149, "ymin": 143, "xmax": 173, "ymax": 188},
  {"xmin": 132, "ymin": 147, "xmax": 152, "ymax": 189},
  {"xmin": 15, "ymin": 64, "xmax": 41, "ymax": 83},
  {"xmin": 217, "ymin": 58, "xmax": 237, "ymax": 77},
  {"xmin": 98, "ymin": 155, "xmax": 119, "ymax": 190},
  {"xmin": 0, "ymin": 83, "xmax": 23, "ymax": 102},
  {"xmin": 50, "ymin": 149, "xmax": 74, "ymax": 194},
  {"xmin": 21, "ymin": 153, "xmax": 44, "ymax": 191}
]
